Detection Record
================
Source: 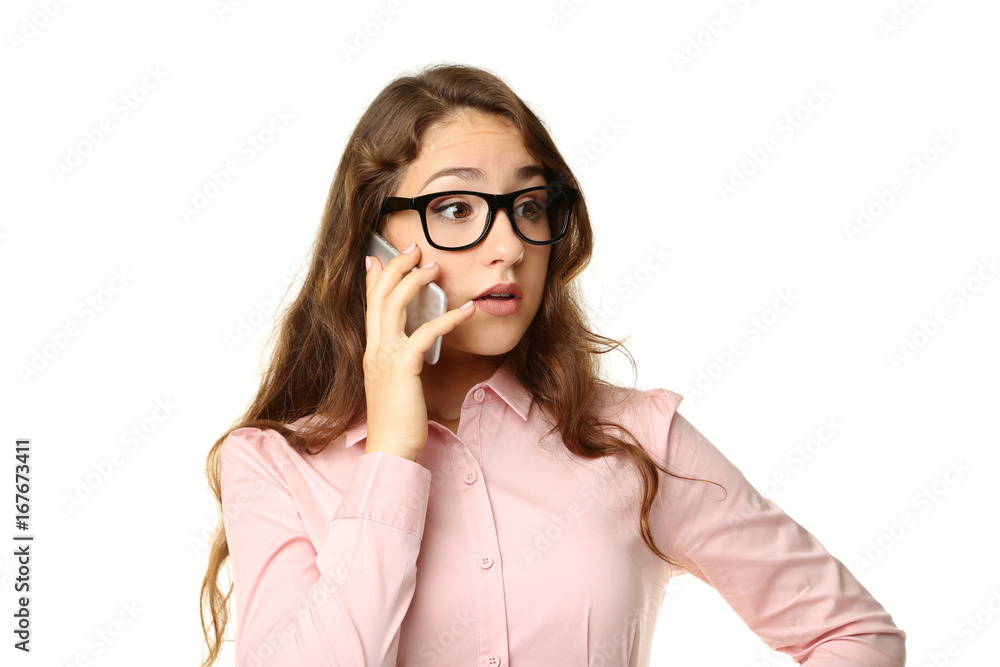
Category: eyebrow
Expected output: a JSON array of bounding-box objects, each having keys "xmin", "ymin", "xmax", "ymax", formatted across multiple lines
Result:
[{"xmin": 420, "ymin": 164, "xmax": 547, "ymax": 192}]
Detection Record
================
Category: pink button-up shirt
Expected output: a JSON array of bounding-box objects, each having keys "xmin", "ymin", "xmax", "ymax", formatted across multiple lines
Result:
[{"xmin": 220, "ymin": 358, "xmax": 905, "ymax": 666}]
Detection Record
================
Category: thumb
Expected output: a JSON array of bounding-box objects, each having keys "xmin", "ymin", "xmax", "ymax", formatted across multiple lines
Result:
[{"xmin": 365, "ymin": 254, "xmax": 383, "ymax": 282}]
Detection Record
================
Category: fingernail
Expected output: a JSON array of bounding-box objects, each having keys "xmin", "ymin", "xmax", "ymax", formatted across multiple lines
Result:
[
  {"xmin": 365, "ymin": 255, "xmax": 372, "ymax": 271},
  {"xmin": 420, "ymin": 261, "xmax": 436, "ymax": 269},
  {"xmin": 460, "ymin": 300, "xmax": 474, "ymax": 309},
  {"xmin": 403, "ymin": 242, "xmax": 416, "ymax": 254}
]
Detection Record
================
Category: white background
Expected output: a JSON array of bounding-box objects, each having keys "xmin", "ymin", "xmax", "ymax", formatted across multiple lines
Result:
[{"xmin": 2, "ymin": 0, "xmax": 998, "ymax": 665}]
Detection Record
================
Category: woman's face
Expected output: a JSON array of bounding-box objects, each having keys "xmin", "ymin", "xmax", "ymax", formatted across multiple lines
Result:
[{"xmin": 382, "ymin": 111, "xmax": 551, "ymax": 362}]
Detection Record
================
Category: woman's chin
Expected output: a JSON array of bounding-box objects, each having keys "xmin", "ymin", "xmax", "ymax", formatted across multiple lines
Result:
[{"xmin": 438, "ymin": 335, "xmax": 519, "ymax": 363}]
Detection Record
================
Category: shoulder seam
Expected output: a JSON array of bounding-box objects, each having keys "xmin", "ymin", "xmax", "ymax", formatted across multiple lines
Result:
[{"xmin": 220, "ymin": 427, "xmax": 296, "ymax": 499}]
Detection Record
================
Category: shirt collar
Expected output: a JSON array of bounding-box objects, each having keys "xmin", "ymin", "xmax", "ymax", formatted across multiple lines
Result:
[{"xmin": 341, "ymin": 356, "xmax": 532, "ymax": 448}]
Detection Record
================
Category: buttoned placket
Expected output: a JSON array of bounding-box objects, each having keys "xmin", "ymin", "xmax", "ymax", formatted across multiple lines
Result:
[{"xmin": 440, "ymin": 383, "xmax": 510, "ymax": 667}]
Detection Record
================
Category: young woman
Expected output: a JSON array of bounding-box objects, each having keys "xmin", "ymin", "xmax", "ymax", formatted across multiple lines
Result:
[{"xmin": 199, "ymin": 63, "xmax": 906, "ymax": 666}]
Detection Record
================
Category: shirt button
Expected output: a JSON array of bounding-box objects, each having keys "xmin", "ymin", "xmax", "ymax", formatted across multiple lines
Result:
[
  {"xmin": 464, "ymin": 470, "xmax": 478, "ymax": 484},
  {"xmin": 479, "ymin": 555, "xmax": 493, "ymax": 569},
  {"xmin": 473, "ymin": 388, "xmax": 486, "ymax": 402},
  {"xmin": 485, "ymin": 653, "xmax": 501, "ymax": 666}
]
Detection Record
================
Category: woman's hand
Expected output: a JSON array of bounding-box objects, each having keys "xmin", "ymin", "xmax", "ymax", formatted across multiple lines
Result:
[{"xmin": 362, "ymin": 243, "xmax": 476, "ymax": 460}]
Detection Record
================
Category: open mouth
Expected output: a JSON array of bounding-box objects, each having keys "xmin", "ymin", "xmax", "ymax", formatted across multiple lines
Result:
[{"xmin": 475, "ymin": 294, "xmax": 515, "ymax": 301}]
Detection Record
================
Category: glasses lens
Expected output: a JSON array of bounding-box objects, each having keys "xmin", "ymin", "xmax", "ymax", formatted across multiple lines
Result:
[
  {"xmin": 514, "ymin": 186, "xmax": 568, "ymax": 243},
  {"xmin": 423, "ymin": 187, "xmax": 569, "ymax": 249},
  {"xmin": 424, "ymin": 193, "xmax": 490, "ymax": 249}
]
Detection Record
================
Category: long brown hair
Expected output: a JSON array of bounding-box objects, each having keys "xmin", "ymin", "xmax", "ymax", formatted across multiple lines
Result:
[{"xmin": 199, "ymin": 62, "xmax": 717, "ymax": 667}]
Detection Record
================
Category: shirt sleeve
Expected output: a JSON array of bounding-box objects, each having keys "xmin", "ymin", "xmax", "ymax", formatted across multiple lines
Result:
[
  {"xmin": 219, "ymin": 427, "xmax": 432, "ymax": 667},
  {"xmin": 647, "ymin": 389, "xmax": 907, "ymax": 665}
]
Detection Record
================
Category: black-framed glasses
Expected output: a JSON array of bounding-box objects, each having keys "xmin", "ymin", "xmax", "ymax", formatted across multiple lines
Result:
[{"xmin": 380, "ymin": 184, "xmax": 579, "ymax": 251}]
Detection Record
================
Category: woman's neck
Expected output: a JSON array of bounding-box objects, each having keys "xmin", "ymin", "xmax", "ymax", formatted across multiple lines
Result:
[{"xmin": 420, "ymin": 351, "xmax": 507, "ymax": 422}]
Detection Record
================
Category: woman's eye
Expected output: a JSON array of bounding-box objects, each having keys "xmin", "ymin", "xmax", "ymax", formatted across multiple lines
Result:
[
  {"xmin": 433, "ymin": 201, "xmax": 473, "ymax": 221},
  {"xmin": 516, "ymin": 200, "xmax": 543, "ymax": 220}
]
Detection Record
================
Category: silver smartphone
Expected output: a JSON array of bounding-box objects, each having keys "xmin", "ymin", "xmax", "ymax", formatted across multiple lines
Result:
[{"xmin": 367, "ymin": 232, "xmax": 448, "ymax": 365}]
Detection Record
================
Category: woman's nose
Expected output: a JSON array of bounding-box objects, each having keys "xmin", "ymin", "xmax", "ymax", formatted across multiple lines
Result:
[{"xmin": 481, "ymin": 208, "xmax": 525, "ymax": 259}]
